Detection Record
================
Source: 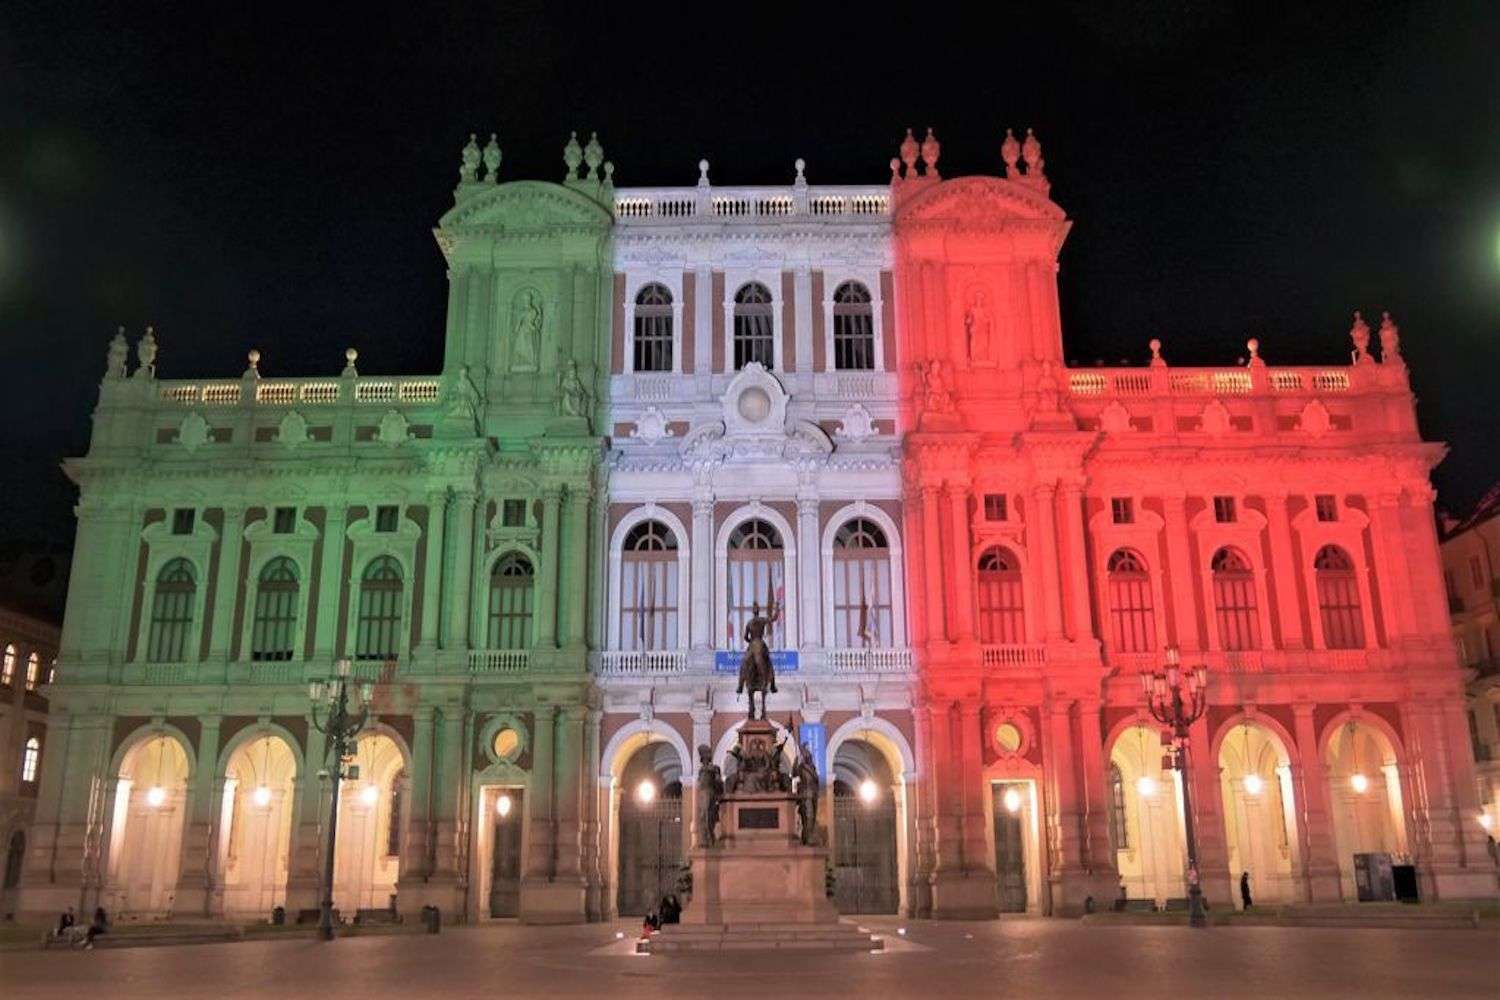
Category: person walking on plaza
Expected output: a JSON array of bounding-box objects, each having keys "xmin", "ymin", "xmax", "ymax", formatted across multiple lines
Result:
[{"xmin": 1239, "ymin": 871, "xmax": 1253, "ymax": 910}]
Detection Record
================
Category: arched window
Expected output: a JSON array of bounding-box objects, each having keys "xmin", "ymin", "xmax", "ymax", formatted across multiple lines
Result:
[
  {"xmin": 355, "ymin": 556, "xmax": 404, "ymax": 661},
  {"xmin": 251, "ymin": 557, "xmax": 300, "ymax": 662},
  {"xmin": 487, "ymin": 553, "xmax": 535, "ymax": 650},
  {"xmin": 1106, "ymin": 549, "xmax": 1155, "ymax": 653},
  {"xmin": 831, "ymin": 518, "xmax": 893, "ymax": 647},
  {"xmin": 633, "ymin": 283, "xmax": 674, "ymax": 372},
  {"xmin": 1, "ymin": 644, "xmax": 14, "ymax": 686},
  {"xmin": 1109, "ymin": 763, "xmax": 1129, "ymax": 850},
  {"xmin": 727, "ymin": 518, "xmax": 784, "ymax": 648},
  {"xmin": 147, "ymin": 558, "xmax": 197, "ymax": 662},
  {"xmin": 21, "ymin": 736, "xmax": 40, "ymax": 783},
  {"xmin": 832, "ymin": 281, "xmax": 875, "ymax": 371},
  {"xmin": 621, "ymin": 520, "xmax": 679, "ymax": 651},
  {"xmin": 1211, "ymin": 547, "xmax": 1260, "ymax": 651},
  {"xmin": 976, "ymin": 547, "xmax": 1024, "ymax": 644},
  {"xmin": 24, "ymin": 652, "xmax": 39, "ymax": 691},
  {"xmin": 732, "ymin": 282, "xmax": 774, "ymax": 370},
  {"xmin": 1314, "ymin": 545, "xmax": 1364, "ymax": 649}
]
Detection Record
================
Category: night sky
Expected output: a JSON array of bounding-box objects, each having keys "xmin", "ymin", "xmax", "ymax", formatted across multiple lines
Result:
[{"xmin": 3, "ymin": 1, "xmax": 1497, "ymax": 558}]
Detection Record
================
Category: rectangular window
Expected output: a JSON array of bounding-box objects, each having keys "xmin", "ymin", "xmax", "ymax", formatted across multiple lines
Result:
[
  {"xmin": 375, "ymin": 505, "xmax": 399, "ymax": 533},
  {"xmin": 273, "ymin": 507, "xmax": 296, "ymax": 534},
  {"xmin": 1470, "ymin": 556, "xmax": 1484, "ymax": 590},
  {"xmin": 983, "ymin": 494, "xmax": 1008, "ymax": 522},
  {"xmin": 1111, "ymin": 497, "xmax": 1134, "ymax": 525},
  {"xmin": 1213, "ymin": 496, "xmax": 1237, "ymax": 523},
  {"xmin": 171, "ymin": 508, "xmax": 195, "ymax": 535},
  {"xmin": 501, "ymin": 499, "xmax": 527, "ymax": 528},
  {"xmin": 1314, "ymin": 495, "xmax": 1338, "ymax": 522}
]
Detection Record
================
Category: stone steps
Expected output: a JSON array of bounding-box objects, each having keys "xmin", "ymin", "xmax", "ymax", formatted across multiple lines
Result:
[
  {"xmin": 43, "ymin": 923, "xmax": 247, "ymax": 950},
  {"xmin": 643, "ymin": 922, "xmax": 883, "ymax": 953}
]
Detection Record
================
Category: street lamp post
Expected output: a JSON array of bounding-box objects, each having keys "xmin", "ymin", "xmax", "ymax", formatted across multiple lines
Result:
[
  {"xmin": 1140, "ymin": 646, "xmax": 1209, "ymax": 928},
  {"xmin": 310, "ymin": 658, "xmax": 370, "ymax": 942}
]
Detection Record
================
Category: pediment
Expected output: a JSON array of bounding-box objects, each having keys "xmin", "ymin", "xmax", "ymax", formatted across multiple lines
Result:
[
  {"xmin": 438, "ymin": 180, "xmax": 612, "ymax": 232},
  {"xmin": 895, "ymin": 176, "xmax": 1065, "ymax": 225}
]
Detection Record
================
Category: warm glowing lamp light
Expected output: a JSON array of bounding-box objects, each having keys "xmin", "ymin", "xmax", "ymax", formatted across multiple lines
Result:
[
  {"xmin": 496, "ymin": 793, "xmax": 513, "ymax": 817},
  {"xmin": 636, "ymin": 780, "xmax": 656, "ymax": 804},
  {"xmin": 361, "ymin": 784, "xmax": 379, "ymax": 806},
  {"xmin": 146, "ymin": 786, "xmax": 167, "ymax": 808},
  {"xmin": 1243, "ymin": 773, "xmax": 1264, "ymax": 796},
  {"xmin": 1136, "ymin": 775, "xmax": 1158, "ymax": 798},
  {"xmin": 252, "ymin": 785, "xmax": 272, "ymax": 808},
  {"xmin": 1349, "ymin": 773, "xmax": 1369, "ymax": 795},
  {"xmin": 1478, "ymin": 813, "xmax": 1492, "ymax": 831},
  {"xmin": 1002, "ymin": 788, "xmax": 1022, "ymax": 814},
  {"xmin": 859, "ymin": 779, "xmax": 879, "ymax": 804}
]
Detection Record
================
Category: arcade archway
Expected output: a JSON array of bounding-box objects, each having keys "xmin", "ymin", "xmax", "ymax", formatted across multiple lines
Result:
[
  {"xmin": 616, "ymin": 740, "xmax": 683, "ymax": 917},
  {"xmin": 332, "ymin": 731, "xmax": 407, "ymax": 914},
  {"xmin": 831, "ymin": 739, "xmax": 900, "ymax": 914},
  {"xmin": 1109, "ymin": 724, "xmax": 1185, "ymax": 905},
  {"xmin": 1217, "ymin": 721, "xmax": 1298, "ymax": 906},
  {"xmin": 219, "ymin": 733, "xmax": 298, "ymax": 916},
  {"xmin": 1324, "ymin": 719, "xmax": 1407, "ymax": 899},
  {"xmin": 108, "ymin": 733, "xmax": 192, "ymax": 916}
]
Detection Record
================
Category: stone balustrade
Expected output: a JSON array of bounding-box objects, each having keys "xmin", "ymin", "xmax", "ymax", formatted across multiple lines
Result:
[
  {"xmin": 614, "ymin": 185, "xmax": 890, "ymax": 225},
  {"xmin": 156, "ymin": 375, "xmax": 443, "ymax": 408}
]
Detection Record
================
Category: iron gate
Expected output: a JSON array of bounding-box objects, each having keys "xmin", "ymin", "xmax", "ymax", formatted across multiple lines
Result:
[
  {"xmin": 992, "ymin": 784, "xmax": 1027, "ymax": 912},
  {"xmin": 833, "ymin": 791, "xmax": 899, "ymax": 914},
  {"xmin": 617, "ymin": 792, "xmax": 683, "ymax": 916},
  {"xmin": 489, "ymin": 789, "xmax": 523, "ymax": 917}
]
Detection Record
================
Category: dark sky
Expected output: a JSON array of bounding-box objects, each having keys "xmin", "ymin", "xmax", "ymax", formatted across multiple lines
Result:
[{"xmin": 2, "ymin": 1, "xmax": 1497, "ymax": 556}]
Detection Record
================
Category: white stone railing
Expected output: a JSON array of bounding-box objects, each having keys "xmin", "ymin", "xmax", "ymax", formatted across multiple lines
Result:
[
  {"xmin": 469, "ymin": 649, "xmax": 532, "ymax": 674},
  {"xmin": 134, "ymin": 662, "xmax": 197, "ymax": 685},
  {"xmin": 156, "ymin": 376, "xmax": 443, "ymax": 407},
  {"xmin": 596, "ymin": 649, "xmax": 691, "ymax": 675},
  {"xmin": 230, "ymin": 660, "xmax": 305, "ymax": 685},
  {"xmin": 824, "ymin": 646, "xmax": 913, "ymax": 673},
  {"xmin": 1066, "ymin": 366, "xmax": 1351, "ymax": 401},
  {"xmin": 614, "ymin": 185, "xmax": 890, "ymax": 224},
  {"xmin": 981, "ymin": 644, "xmax": 1049, "ymax": 668}
]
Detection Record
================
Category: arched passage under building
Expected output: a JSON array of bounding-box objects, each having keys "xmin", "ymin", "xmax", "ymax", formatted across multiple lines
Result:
[
  {"xmin": 1217, "ymin": 720, "xmax": 1299, "ymax": 907},
  {"xmin": 218, "ymin": 732, "xmax": 299, "ymax": 917},
  {"xmin": 1109, "ymin": 724, "xmax": 1185, "ymax": 906},
  {"xmin": 616, "ymin": 740, "xmax": 684, "ymax": 917},
  {"xmin": 106, "ymin": 732, "xmax": 192, "ymax": 916},
  {"xmin": 1324, "ymin": 719, "xmax": 1408, "ymax": 901},
  {"xmin": 831, "ymin": 738, "xmax": 900, "ymax": 914},
  {"xmin": 332, "ymin": 731, "xmax": 407, "ymax": 915}
]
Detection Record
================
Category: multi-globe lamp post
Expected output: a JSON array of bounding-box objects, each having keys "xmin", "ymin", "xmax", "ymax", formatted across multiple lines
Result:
[
  {"xmin": 309, "ymin": 657, "xmax": 370, "ymax": 942},
  {"xmin": 1140, "ymin": 646, "xmax": 1210, "ymax": 928}
]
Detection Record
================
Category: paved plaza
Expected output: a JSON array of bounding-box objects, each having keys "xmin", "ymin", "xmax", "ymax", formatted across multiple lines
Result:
[{"xmin": 1, "ymin": 917, "xmax": 1496, "ymax": 999}]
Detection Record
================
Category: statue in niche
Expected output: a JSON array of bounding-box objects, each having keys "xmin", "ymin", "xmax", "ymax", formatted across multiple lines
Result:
[
  {"xmin": 920, "ymin": 359, "xmax": 954, "ymax": 413},
  {"xmin": 964, "ymin": 289, "xmax": 994, "ymax": 362},
  {"xmin": 558, "ymin": 359, "xmax": 590, "ymax": 418},
  {"xmin": 694, "ymin": 744, "xmax": 724, "ymax": 848},
  {"xmin": 509, "ymin": 289, "xmax": 543, "ymax": 372}
]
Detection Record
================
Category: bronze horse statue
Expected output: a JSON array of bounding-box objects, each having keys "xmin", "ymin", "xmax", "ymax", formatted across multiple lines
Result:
[{"xmin": 736, "ymin": 610, "xmax": 779, "ymax": 720}]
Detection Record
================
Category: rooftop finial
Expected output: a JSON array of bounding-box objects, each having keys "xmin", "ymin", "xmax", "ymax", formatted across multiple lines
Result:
[
  {"xmin": 563, "ymin": 131, "xmax": 583, "ymax": 181},
  {"xmin": 343, "ymin": 347, "xmax": 359, "ymax": 377},
  {"xmin": 697, "ymin": 158, "xmax": 710, "ymax": 186},
  {"xmin": 1246, "ymin": 338, "xmax": 1262, "ymax": 366},
  {"xmin": 921, "ymin": 127, "xmax": 940, "ymax": 178},
  {"xmin": 246, "ymin": 348, "xmax": 261, "ymax": 379},
  {"xmin": 1148, "ymin": 337, "xmax": 1165, "ymax": 367},
  {"xmin": 483, "ymin": 132, "xmax": 501, "ymax": 183},
  {"xmin": 460, "ymin": 133, "xmax": 481, "ymax": 184},
  {"xmin": 1001, "ymin": 128, "xmax": 1020, "ymax": 177},
  {"xmin": 793, "ymin": 157, "xmax": 806, "ymax": 186},
  {"xmin": 136, "ymin": 326, "xmax": 158, "ymax": 376},
  {"xmin": 584, "ymin": 131, "xmax": 603, "ymax": 179},
  {"xmin": 899, "ymin": 128, "xmax": 919, "ymax": 178},
  {"xmin": 889, "ymin": 157, "xmax": 901, "ymax": 183},
  {"xmin": 105, "ymin": 326, "xmax": 128, "ymax": 379},
  {"xmin": 1021, "ymin": 128, "xmax": 1046, "ymax": 183}
]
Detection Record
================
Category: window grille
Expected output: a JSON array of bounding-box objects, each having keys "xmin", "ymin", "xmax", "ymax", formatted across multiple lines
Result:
[
  {"xmin": 633, "ymin": 283, "xmax": 674, "ymax": 372},
  {"xmin": 1106, "ymin": 549, "xmax": 1155, "ymax": 653},
  {"xmin": 375, "ymin": 505, "xmax": 399, "ymax": 533},
  {"xmin": 487, "ymin": 553, "xmax": 534, "ymax": 650},
  {"xmin": 621, "ymin": 520, "xmax": 679, "ymax": 651},
  {"xmin": 832, "ymin": 281, "xmax": 875, "ymax": 371},
  {"xmin": 983, "ymin": 494, "xmax": 1008, "ymax": 522},
  {"xmin": 273, "ymin": 507, "xmax": 296, "ymax": 534},
  {"xmin": 726, "ymin": 518, "xmax": 784, "ymax": 649},
  {"xmin": 976, "ymin": 547, "xmax": 1024, "ymax": 644},
  {"xmin": 1213, "ymin": 496, "xmax": 1237, "ymax": 523},
  {"xmin": 1314, "ymin": 545, "xmax": 1364, "ymax": 649},
  {"xmin": 172, "ymin": 508, "xmax": 196, "ymax": 535},
  {"xmin": 1211, "ymin": 547, "xmax": 1260, "ymax": 650},
  {"xmin": 355, "ymin": 556, "xmax": 403, "ymax": 660},
  {"xmin": 831, "ymin": 519, "xmax": 892, "ymax": 647},
  {"xmin": 251, "ymin": 557, "xmax": 299, "ymax": 661},
  {"xmin": 1111, "ymin": 498, "xmax": 1134, "ymax": 525},
  {"xmin": 733, "ymin": 283, "xmax": 775, "ymax": 370},
  {"xmin": 147, "ymin": 558, "xmax": 197, "ymax": 662}
]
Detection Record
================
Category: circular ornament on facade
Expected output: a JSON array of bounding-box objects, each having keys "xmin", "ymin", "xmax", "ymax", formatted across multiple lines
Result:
[
  {"xmin": 737, "ymin": 386, "xmax": 772, "ymax": 423},
  {"xmin": 992, "ymin": 715, "xmax": 1031, "ymax": 758},
  {"xmin": 492, "ymin": 727, "xmax": 521, "ymax": 762}
]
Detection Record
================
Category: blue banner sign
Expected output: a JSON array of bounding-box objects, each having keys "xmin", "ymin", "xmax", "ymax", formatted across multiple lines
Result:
[
  {"xmin": 713, "ymin": 649, "xmax": 799, "ymax": 674},
  {"xmin": 797, "ymin": 722, "xmax": 828, "ymax": 777}
]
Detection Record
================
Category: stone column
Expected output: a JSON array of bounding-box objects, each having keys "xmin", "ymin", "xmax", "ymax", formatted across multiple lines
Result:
[
  {"xmin": 1161, "ymin": 494, "xmax": 1201, "ymax": 651},
  {"xmin": 946, "ymin": 486, "xmax": 976, "ymax": 642},
  {"xmin": 536, "ymin": 490, "xmax": 563, "ymax": 650},
  {"xmin": 583, "ymin": 708, "xmax": 604, "ymax": 920},
  {"xmin": 208, "ymin": 508, "xmax": 245, "ymax": 663},
  {"xmin": 1291, "ymin": 704, "xmax": 1343, "ymax": 900},
  {"xmin": 1186, "ymin": 714, "xmax": 1232, "ymax": 908},
  {"xmin": 796, "ymin": 496, "xmax": 821, "ymax": 648},
  {"xmin": 957, "ymin": 703, "xmax": 988, "ymax": 870},
  {"xmin": 313, "ymin": 505, "xmax": 349, "ymax": 663},
  {"xmin": 1058, "ymin": 484, "xmax": 1095, "ymax": 645},
  {"xmin": 175, "ymin": 716, "xmax": 223, "ymax": 915},
  {"xmin": 908, "ymin": 704, "xmax": 935, "ymax": 917},
  {"xmin": 1076, "ymin": 700, "xmax": 1115, "ymax": 879},
  {"xmin": 1263, "ymin": 493, "xmax": 1305, "ymax": 649},
  {"xmin": 921, "ymin": 488, "xmax": 947, "ymax": 645},
  {"xmin": 562, "ymin": 490, "xmax": 591, "ymax": 652},
  {"xmin": 398, "ymin": 708, "xmax": 435, "ymax": 884},
  {"xmin": 427, "ymin": 709, "xmax": 464, "ymax": 888},
  {"xmin": 690, "ymin": 497, "xmax": 713, "ymax": 649},
  {"xmin": 443, "ymin": 491, "xmax": 477, "ymax": 650},
  {"xmin": 520, "ymin": 705, "xmax": 560, "ymax": 921},
  {"xmin": 1045, "ymin": 700, "xmax": 1086, "ymax": 904},
  {"xmin": 1031, "ymin": 485, "xmax": 1066, "ymax": 641},
  {"xmin": 1368, "ymin": 494, "xmax": 1414, "ymax": 644},
  {"xmin": 284, "ymin": 715, "xmax": 327, "ymax": 914},
  {"xmin": 418, "ymin": 494, "xmax": 446, "ymax": 653}
]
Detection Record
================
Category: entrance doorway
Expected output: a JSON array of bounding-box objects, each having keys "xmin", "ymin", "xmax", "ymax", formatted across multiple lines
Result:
[
  {"xmin": 616, "ymin": 741, "xmax": 682, "ymax": 917},
  {"xmin": 488, "ymin": 788, "xmax": 523, "ymax": 917},
  {"xmin": 992, "ymin": 783, "xmax": 1028, "ymax": 912},
  {"xmin": 831, "ymin": 739, "xmax": 899, "ymax": 914}
]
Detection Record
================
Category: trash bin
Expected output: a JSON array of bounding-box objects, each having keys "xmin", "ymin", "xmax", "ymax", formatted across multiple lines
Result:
[
  {"xmin": 422, "ymin": 905, "xmax": 441, "ymax": 934},
  {"xmin": 271, "ymin": 906, "xmax": 286, "ymax": 926}
]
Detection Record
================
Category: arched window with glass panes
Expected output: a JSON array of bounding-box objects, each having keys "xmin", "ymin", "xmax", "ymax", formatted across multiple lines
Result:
[
  {"xmin": 24, "ymin": 652, "xmax": 38, "ymax": 691},
  {"xmin": 251, "ymin": 557, "xmax": 299, "ymax": 661},
  {"xmin": 732, "ymin": 283, "xmax": 774, "ymax": 370},
  {"xmin": 976, "ymin": 547, "xmax": 1024, "ymax": 644},
  {"xmin": 633, "ymin": 283, "xmax": 674, "ymax": 372},
  {"xmin": 147, "ymin": 558, "xmax": 197, "ymax": 662},
  {"xmin": 487, "ymin": 553, "xmax": 535, "ymax": 650},
  {"xmin": 830, "ymin": 518, "xmax": 892, "ymax": 647},
  {"xmin": 355, "ymin": 556, "xmax": 404, "ymax": 661},
  {"xmin": 832, "ymin": 281, "xmax": 875, "ymax": 370},
  {"xmin": 1211, "ymin": 547, "xmax": 1260, "ymax": 651},
  {"xmin": 620, "ymin": 520, "xmax": 679, "ymax": 651},
  {"xmin": 1314, "ymin": 545, "xmax": 1364, "ymax": 649},
  {"xmin": 726, "ymin": 518, "xmax": 784, "ymax": 649},
  {"xmin": 0, "ymin": 644, "xmax": 12, "ymax": 686},
  {"xmin": 1109, "ymin": 763, "xmax": 1129, "ymax": 849},
  {"xmin": 21, "ymin": 737, "xmax": 40, "ymax": 783},
  {"xmin": 1106, "ymin": 549, "xmax": 1155, "ymax": 653}
]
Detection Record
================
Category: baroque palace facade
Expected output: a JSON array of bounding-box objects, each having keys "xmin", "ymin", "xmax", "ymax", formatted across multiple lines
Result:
[{"xmin": 18, "ymin": 128, "xmax": 1497, "ymax": 925}]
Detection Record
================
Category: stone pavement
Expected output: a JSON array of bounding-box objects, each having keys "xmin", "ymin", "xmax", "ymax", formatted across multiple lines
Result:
[{"xmin": 1, "ymin": 915, "xmax": 1495, "ymax": 999}]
